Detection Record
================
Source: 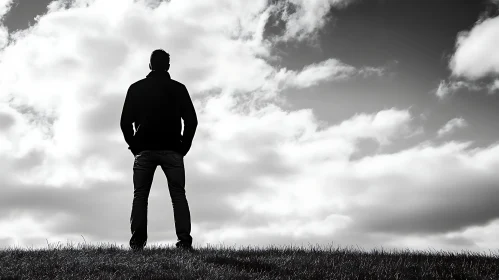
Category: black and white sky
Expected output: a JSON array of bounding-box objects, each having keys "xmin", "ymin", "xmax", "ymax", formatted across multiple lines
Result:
[{"xmin": 0, "ymin": 0, "xmax": 499, "ymax": 254}]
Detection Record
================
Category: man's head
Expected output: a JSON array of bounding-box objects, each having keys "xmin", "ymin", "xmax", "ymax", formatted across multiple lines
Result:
[{"xmin": 149, "ymin": 49, "xmax": 170, "ymax": 71}]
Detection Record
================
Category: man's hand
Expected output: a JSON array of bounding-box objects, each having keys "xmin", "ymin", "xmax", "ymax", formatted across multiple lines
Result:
[
  {"xmin": 179, "ymin": 137, "xmax": 188, "ymax": 156},
  {"xmin": 129, "ymin": 146, "xmax": 139, "ymax": 157}
]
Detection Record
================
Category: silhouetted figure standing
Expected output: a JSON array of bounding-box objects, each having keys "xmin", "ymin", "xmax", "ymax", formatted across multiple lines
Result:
[{"xmin": 120, "ymin": 49, "xmax": 198, "ymax": 251}]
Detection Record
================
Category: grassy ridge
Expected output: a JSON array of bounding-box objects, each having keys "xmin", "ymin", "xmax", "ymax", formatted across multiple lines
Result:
[{"xmin": 0, "ymin": 242, "xmax": 498, "ymax": 279}]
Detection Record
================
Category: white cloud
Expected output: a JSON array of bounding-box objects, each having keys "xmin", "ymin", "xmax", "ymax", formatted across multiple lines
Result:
[
  {"xmin": 435, "ymin": 81, "xmax": 452, "ymax": 99},
  {"xmin": 0, "ymin": 25, "xmax": 7, "ymax": 49},
  {"xmin": 437, "ymin": 117, "xmax": 468, "ymax": 138},
  {"xmin": 434, "ymin": 80, "xmax": 483, "ymax": 99},
  {"xmin": 488, "ymin": 79, "xmax": 499, "ymax": 93},
  {"xmin": 273, "ymin": 0, "xmax": 356, "ymax": 42},
  {"xmin": 273, "ymin": 59, "xmax": 355, "ymax": 90},
  {"xmin": 0, "ymin": 0, "xmax": 12, "ymax": 19},
  {"xmin": 270, "ymin": 59, "xmax": 385, "ymax": 91},
  {"xmin": 0, "ymin": 0, "xmax": 498, "ymax": 256},
  {"xmin": 450, "ymin": 16, "xmax": 499, "ymax": 80},
  {"xmin": 441, "ymin": 12, "xmax": 499, "ymax": 97}
]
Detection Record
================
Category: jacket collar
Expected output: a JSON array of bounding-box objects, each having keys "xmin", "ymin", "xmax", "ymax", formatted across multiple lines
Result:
[{"xmin": 146, "ymin": 70, "xmax": 171, "ymax": 79}]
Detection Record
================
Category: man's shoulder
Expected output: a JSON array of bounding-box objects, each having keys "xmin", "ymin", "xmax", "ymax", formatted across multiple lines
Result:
[
  {"xmin": 130, "ymin": 78, "xmax": 148, "ymax": 87},
  {"xmin": 136, "ymin": 78, "xmax": 149, "ymax": 85},
  {"xmin": 128, "ymin": 77, "xmax": 187, "ymax": 95},
  {"xmin": 170, "ymin": 79, "xmax": 186, "ymax": 89}
]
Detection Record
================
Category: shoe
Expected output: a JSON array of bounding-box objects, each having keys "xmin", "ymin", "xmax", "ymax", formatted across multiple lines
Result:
[
  {"xmin": 130, "ymin": 245, "xmax": 144, "ymax": 252},
  {"xmin": 130, "ymin": 242, "xmax": 145, "ymax": 252},
  {"xmin": 175, "ymin": 241, "xmax": 194, "ymax": 251}
]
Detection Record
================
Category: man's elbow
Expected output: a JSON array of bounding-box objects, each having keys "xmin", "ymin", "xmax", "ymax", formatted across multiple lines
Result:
[
  {"xmin": 120, "ymin": 119, "xmax": 132, "ymax": 131},
  {"xmin": 185, "ymin": 117, "xmax": 198, "ymax": 127},
  {"xmin": 120, "ymin": 121, "xmax": 126, "ymax": 131}
]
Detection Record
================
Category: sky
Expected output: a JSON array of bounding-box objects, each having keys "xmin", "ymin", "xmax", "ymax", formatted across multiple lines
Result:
[{"xmin": 0, "ymin": 0, "xmax": 499, "ymax": 255}]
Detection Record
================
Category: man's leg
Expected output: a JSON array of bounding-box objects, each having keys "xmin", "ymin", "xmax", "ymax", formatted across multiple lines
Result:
[
  {"xmin": 159, "ymin": 150, "xmax": 192, "ymax": 247},
  {"xmin": 130, "ymin": 150, "xmax": 157, "ymax": 250}
]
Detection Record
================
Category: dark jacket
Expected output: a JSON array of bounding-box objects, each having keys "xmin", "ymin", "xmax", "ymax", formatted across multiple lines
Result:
[{"xmin": 120, "ymin": 70, "xmax": 198, "ymax": 156}]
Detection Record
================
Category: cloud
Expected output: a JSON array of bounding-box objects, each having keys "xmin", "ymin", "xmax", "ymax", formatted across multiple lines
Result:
[
  {"xmin": 487, "ymin": 79, "xmax": 499, "ymax": 93},
  {"xmin": 280, "ymin": 59, "xmax": 357, "ymax": 88},
  {"xmin": 0, "ymin": 110, "xmax": 15, "ymax": 131},
  {"xmin": 434, "ymin": 80, "xmax": 483, "ymax": 99},
  {"xmin": 270, "ymin": 59, "xmax": 386, "ymax": 91},
  {"xmin": 0, "ymin": 0, "xmax": 12, "ymax": 49},
  {"xmin": 0, "ymin": 24, "xmax": 7, "ymax": 49},
  {"xmin": 442, "ymin": 7, "xmax": 499, "ymax": 98},
  {"xmin": 437, "ymin": 117, "xmax": 468, "ymax": 138},
  {"xmin": 0, "ymin": 0, "xmax": 12, "ymax": 18},
  {"xmin": 450, "ymin": 16, "xmax": 499, "ymax": 80},
  {"xmin": 270, "ymin": 0, "xmax": 357, "ymax": 42},
  {"xmin": 0, "ymin": 0, "xmax": 498, "ymax": 256}
]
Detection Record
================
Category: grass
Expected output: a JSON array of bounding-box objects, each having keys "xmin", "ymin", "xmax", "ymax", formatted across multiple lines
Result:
[{"xmin": 0, "ymin": 241, "xmax": 498, "ymax": 280}]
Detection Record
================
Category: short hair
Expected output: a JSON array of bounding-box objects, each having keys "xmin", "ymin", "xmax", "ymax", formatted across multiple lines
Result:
[{"xmin": 150, "ymin": 49, "xmax": 170, "ymax": 70}]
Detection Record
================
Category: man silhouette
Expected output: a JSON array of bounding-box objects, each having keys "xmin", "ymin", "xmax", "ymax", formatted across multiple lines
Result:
[{"xmin": 120, "ymin": 49, "xmax": 198, "ymax": 251}]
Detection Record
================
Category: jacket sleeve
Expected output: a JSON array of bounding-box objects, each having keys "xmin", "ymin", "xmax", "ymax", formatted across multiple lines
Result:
[
  {"xmin": 180, "ymin": 85, "xmax": 198, "ymax": 156},
  {"xmin": 120, "ymin": 85, "xmax": 135, "ymax": 150}
]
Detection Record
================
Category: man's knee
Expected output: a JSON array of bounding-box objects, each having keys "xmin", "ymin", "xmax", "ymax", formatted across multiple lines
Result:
[
  {"xmin": 170, "ymin": 191, "xmax": 187, "ymax": 201},
  {"xmin": 133, "ymin": 190, "xmax": 149, "ymax": 199}
]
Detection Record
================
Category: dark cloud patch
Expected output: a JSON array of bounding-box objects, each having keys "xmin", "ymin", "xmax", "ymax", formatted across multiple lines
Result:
[
  {"xmin": 139, "ymin": 0, "xmax": 170, "ymax": 9},
  {"xmin": 11, "ymin": 103, "xmax": 56, "ymax": 126},
  {"xmin": 176, "ymin": 66, "xmax": 212, "ymax": 88},
  {"xmin": 79, "ymin": 36, "xmax": 130, "ymax": 74},
  {"xmin": 263, "ymin": 1, "xmax": 296, "ymax": 40},
  {"xmin": 81, "ymin": 93, "xmax": 123, "ymax": 136},
  {"xmin": 438, "ymin": 236, "xmax": 476, "ymax": 248},
  {"xmin": 0, "ymin": 111, "xmax": 15, "ymax": 130},
  {"xmin": 189, "ymin": 192, "xmax": 244, "ymax": 224},
  {"xmin": 346, "ymin": 177, "xmax": 499, "ymax": 236},
  {"xmin": 8, "ymin": 103, "xmax": 56, "ymax": 138},
  {"xmin": 12, "ymin": 149, "xmax": 45, "ymax": 171},
  {"xmin": 349, "ymin": 138, "xmax": 379, "ymax": 161},
  {"xmin": 0, "ymin": 181, "xmax": 129, "ymax": 238},
  {"xmin": 189, "ymin": 149, "xmax": 296, "ymax": 194},
  {"xmin": 0, "ymin": 182, "xmax": 123, "ymax": 218}
]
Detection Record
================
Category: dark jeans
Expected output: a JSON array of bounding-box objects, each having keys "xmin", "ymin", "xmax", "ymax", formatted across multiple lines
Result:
[{"xmin": 130, "ymin": 150, "xmax": 192, "ymax": 249}]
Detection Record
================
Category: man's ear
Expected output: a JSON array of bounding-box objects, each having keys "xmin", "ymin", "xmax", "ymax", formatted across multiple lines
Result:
[
  {"xmin": 166, "ymin": 63, "xmax": 170, "ymax": 71},
  {"xmin": 149, "ymin": 63, "xmax": 152, "ymax": 70}
]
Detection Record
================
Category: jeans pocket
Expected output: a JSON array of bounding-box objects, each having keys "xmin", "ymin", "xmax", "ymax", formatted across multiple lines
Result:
[
  {"xmin": 171, "ymin": 151, "xmax": 184, "ymax": 162},
  {"xmin": 134, "ymin": 150, "xmax": 149, "ymax": 162},
  {"xmin": 134, "ymin": 152, "xmax": 144, "ymax": 163},
  {"xmin": 175, "ymin": 150, "xmax": 184, "ymax": 157}
]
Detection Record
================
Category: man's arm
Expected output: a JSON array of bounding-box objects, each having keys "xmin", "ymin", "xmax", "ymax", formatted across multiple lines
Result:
[
  {"xmin": 120, "ymin": 86, "xmax": 136, "ymax": 154},
  {"xmin": 180, "ymin": 85, "xmax": 198, "ymax": 156}
]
